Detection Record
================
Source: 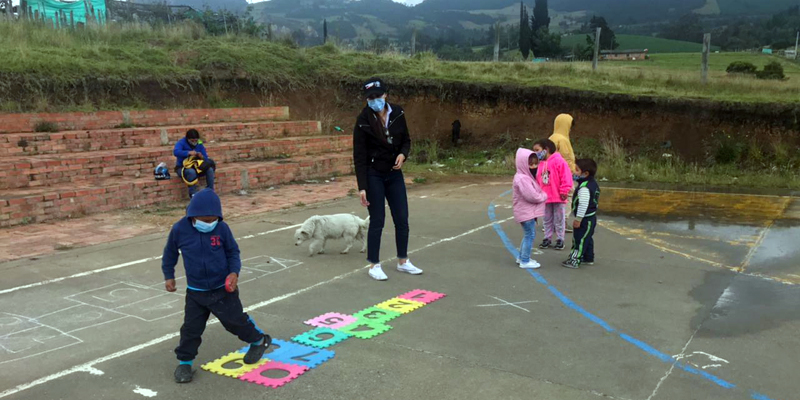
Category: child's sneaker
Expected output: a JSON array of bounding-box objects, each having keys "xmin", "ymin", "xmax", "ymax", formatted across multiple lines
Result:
[
  {"xmin": 515, "ymin": 258, "xmax": 521, "ymax": 264},
  {"xmin": 582, "ymin": 259, "xmax": 595, "ymax": 265},
  {"xmin": 554, "ymin": 240, "xmax": 565, "ymax": 250},
  {"xmin": 174, "ymin": 364, "xmax": 194, "ymax": 383},
  {"xmin": 369, "ymin": 264, "xmax": 388, "ymax": 281},
  {"xmin": 520, "ymin": 260, "xmax": 541, "ymax": 269},
  {"xmin": 561, "ymin": 259, "xmax": 580, "ymax": 269},
  {"xmin": 243, "ymin": 335, "xmax": 271, "ymax": 364},
  {"xmin": 539, "ymin": 239, "xmax": 552, "ymax": 249},
  {"xmin": 397, "ymin": 260, "xmax": 423, "ymax": 275}
]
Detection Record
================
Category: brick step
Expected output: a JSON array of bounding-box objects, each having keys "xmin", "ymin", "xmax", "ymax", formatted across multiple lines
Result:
[
  {"xmin": 3, "ymin": 135, "xmax": 353, "ymax": 190},
  {"xmin": 0, "ymin": 153, "xmax": 354, "ymax": 227},
  {"xmin": 0, "ymin": 120, "xmax": 322, "ymax": 157},
  {"xmin": 0, "ymin": 107, "xmax": 290, "ymax": 134}
]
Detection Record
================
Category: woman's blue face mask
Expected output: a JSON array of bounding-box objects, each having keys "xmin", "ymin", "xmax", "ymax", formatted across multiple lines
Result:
[{"xmin": 368, "ymin": 97, "xmax": 386, "ymax": 112}]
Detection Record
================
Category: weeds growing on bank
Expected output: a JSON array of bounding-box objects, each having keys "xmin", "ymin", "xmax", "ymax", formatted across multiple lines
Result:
[
  {"xmin": 2, "ymin": 20, "xmax": 800, "ymax": 110},
  {"xmin": 405, "ymin": 133, "xmax": 800, "ymax": 190}
]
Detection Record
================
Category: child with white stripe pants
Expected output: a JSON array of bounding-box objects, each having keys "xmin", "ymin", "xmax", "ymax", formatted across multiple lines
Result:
[{"xmin": 563, "ymin": 159, "xmax": 600, "ymax": 269}]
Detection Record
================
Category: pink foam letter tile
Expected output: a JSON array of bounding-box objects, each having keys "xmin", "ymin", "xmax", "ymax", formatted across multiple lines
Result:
[
  {"xmin": 303, "ymin": 312, "xmax": 357, "ymax": 329},
  {"xmin": 239, "ymin": 361, "xmax": 310, "ymax": 388},
  {"xmin": 398, "ymin": 289, "xmax": 447, "ymax": 304}
]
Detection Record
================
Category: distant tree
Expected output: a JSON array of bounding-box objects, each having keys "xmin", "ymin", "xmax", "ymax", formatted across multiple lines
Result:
[
  {"xmin": 323, "ymin": 19, "xmax": 328, "ymax": 43},
  {"xmin": 585, "ymin": 16, "xmax": 619, "ymax": 51},
  {"xmin": 519, "ymin": 2, "xmax": 532, "ymax": 59},
  {"xmin": 531, "ymin": 27, "xmax": 563, "ymax": 58},
  {"xmin": 660, "ymin": 13, "xmax": 704, "ymax": 43},
  {"xmin": 531, "ymin": 0, "xmax": 550, "ymax": 33}
]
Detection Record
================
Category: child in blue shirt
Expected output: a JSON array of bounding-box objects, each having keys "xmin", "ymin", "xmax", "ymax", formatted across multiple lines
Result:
[{"xmin": 162, "ymin": 189, "xmax": 270, "ymax": 383}]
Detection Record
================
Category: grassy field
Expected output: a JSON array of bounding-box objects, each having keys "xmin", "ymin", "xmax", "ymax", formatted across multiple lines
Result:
[
  {"xmin": 1, "ymin": 20, "xmax": 799, "ymax": 110},
  {"xmin": 560, "ymin": 34, "xmax": 721, "ymax": 53}
]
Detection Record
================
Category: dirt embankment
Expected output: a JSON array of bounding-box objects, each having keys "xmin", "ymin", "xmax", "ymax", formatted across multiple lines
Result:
[{"xmin": 4, "ymin": 78, "xmax": 799, "ymax": 160}]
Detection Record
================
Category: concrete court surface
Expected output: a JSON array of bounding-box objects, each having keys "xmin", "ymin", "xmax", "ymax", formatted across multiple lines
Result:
[{"xmin": 1, "ymin": 179, "xmax": 798, "ymax": 400}]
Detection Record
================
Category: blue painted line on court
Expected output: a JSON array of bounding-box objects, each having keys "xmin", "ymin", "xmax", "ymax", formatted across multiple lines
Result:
[{"xmin": 488, "ymin": 191, "xmax": 777, "ymax": 399}]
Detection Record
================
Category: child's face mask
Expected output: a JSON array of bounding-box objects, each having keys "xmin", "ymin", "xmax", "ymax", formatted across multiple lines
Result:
[{"xmin": 193, "ymin": 219, "xmax": 218, "ymax": 233}]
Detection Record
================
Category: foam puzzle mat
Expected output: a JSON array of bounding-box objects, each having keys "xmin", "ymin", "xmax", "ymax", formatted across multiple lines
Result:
[
  {"xmin": 292, "ymin": 327, "xmax": 351, "ymax": 349},
  {"xmin": 239, "ymin": 361, "xmax": 309, "ymax": 388},
  {"xmin": 201, "ymin": 352, "xmax": 269, "ymax": 378},
  {"xmin": 337, "ymin": 320, "xmax": 392, "ymax": 339},
  {"xmin": 206, "ymin": 289, "xmax": 445, "ymax": 389},
  {"xmin": 375, "ymin": 297, "xmax": 426, "ymax": 314}
]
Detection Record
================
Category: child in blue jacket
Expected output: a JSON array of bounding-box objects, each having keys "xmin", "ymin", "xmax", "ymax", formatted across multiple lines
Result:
[
  {"xmin": 174, "ymin": 129, "xmax": 216, "ymax": 198},
  {"xmin": 162, "ymin": 189, "xmax": 270, "ymax": 383}
]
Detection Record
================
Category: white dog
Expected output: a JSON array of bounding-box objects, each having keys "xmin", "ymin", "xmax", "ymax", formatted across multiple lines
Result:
[{"xmin": 294, "ymin": 214, "xmax": 370, "ymax": 256}]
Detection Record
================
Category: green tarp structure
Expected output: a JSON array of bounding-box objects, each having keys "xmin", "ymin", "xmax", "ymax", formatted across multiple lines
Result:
[{"xmin": 27, "ymin": 0, "xmax": 107, "ymax": 25}]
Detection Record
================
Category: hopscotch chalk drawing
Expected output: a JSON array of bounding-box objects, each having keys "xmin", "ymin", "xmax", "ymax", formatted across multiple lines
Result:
[{"xmin": 201, "ymin": 289, "xmax": 446, "ymax": 389}]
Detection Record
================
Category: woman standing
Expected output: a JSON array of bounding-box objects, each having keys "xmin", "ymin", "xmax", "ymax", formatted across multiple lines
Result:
[{"xmin": 353, "ymin": 78, "xmax": 423, "ymax": 281}]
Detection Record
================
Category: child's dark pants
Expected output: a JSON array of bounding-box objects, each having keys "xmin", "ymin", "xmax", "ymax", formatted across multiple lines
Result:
[
  {"xmin": 175, "ymin": 287, "xmax": 263, "ymax": 362},
  {"xmin": 568, "ymin": 215, "xmax": 596, "ymax": 265}
]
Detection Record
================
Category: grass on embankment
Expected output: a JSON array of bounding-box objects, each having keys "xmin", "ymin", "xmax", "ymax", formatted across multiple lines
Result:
[
  {"xmin": 404, "ymin": 135, "xmax": 800, "ymax": 190},
  {"xmin": 1, "ymin": 20, "xmax": 800, "ymax": 110}
]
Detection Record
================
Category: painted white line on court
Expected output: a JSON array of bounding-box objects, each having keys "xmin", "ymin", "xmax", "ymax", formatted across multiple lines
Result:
[
  {"xmin": 0, "ymin": 219, "xmax": 508, "ymax": 399},
  {"xmin": 0, "ymin": 225, "xmax": 300, "ymax": 296}
]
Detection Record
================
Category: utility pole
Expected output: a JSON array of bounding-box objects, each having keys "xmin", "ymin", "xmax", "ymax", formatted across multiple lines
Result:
[
  {"xmin": 592, "ymin": 27, "xmax": 601, "ymax": 71},
  {"xmin": 795, "ymin": 31, "xmax": 799, "ymax": 60},
  {"xmin": 411, "ymin": 28, "xmax": 417, "ymax": 56},
  {"xmin": 701, "ymin": 33, "xmax": 711, "ymax": 84},
  {"xmin": 493, "ymin": 22, "xmax": 500, "ymax": 62}
]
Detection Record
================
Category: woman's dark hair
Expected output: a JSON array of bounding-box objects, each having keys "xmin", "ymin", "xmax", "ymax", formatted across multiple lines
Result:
[
  {"xmin": 576, "ymin": 158, "xmax": 598, "ymax": 177},
  {"xmin": 186, "ymin": 129, "xmax": 200, "ymax": 139},
  {"xmin": 534, "ymin": 138, "xmax": 556, "ymax": 154}
]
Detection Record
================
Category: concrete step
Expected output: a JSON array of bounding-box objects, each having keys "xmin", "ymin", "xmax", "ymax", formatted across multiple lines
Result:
[
  {"xmin": 0, "ymin": 153, "xmax": 353, "ymax": 227},
  {"xmin": 0, "ymin": 107, "xmax": 289, "ymax": 134},
  {"xmin": 2, "ymin": 135, "xmax": 353, "ymax": 190},
  {"xmin": 0, "ymin": 120, "xmax": 321, "ymax": 157}
]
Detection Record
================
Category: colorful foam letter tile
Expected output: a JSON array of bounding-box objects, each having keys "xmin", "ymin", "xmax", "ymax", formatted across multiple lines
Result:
[
  {"xmin": 304, "ymin": 312, "xmax": 357, "ymax": 329},
  {"xmin": 267, "ymin": 341, "xmax": 335, "ymax": 369},
  {"xmin": 239, "ymin": 361, "xmax": 309, "ymax": 388},
  {"xmin": 239, "ymin": 338, "xmax": 312, "ymax": 360},
  {"xmin": 352, "ymin": 306, "xmax": 402, "ymax": 324},
  {"xmin": 292, "ymin": 327, "xmax": 351, "ymax": 349},
  {"xmin": 337, "ymin": 320, "xmax": 392, "ymax": 339},
  {"xmin": 201, "ymin": 352, "xmax": 269, "ymax": 378},
  {"xmin": 398, "ymin": 289, "xmax": 447, "ymax": 304},
  {"xmin": 375, "ymin": 297, "xmax": 425, "ymax": 314}
]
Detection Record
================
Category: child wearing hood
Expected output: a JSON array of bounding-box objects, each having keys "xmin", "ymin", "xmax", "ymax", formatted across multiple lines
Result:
[
  {"xmin": 549, "ymin": 114, "xmax": 576, "ymax": 173},
  {"xmin": 533, "ymin": 139, "xmax": 573, "ymax": 250},
  {"xmin": 512, "ymin": 148, "xmax": 548, "ymax": 269},
  {"xmin": 162, "ymin": 189, "xmax": 271, "ymax": 384}
]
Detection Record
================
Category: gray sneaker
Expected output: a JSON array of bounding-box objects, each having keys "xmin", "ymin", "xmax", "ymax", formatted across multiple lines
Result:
[{"xmin": 174, "ymin": 364, "xmax": 194, "ymax": 383}]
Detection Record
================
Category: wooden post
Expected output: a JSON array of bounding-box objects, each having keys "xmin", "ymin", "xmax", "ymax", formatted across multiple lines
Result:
[
  {"xmin": 70, "ymin": 10, "xmax": 74, "ymax": 28},
  {"xmin": 411, "ymin": 28, "xmax": 417, "ymax": 56},
  {"xmin": 493, "ymin": 22, "xmax": 500, "ymax": 62},
  {"xmin": 701, "ymin": 33, "xmax": 711, "ymax": 84},
  {"xmin": 592, "ymin": 27, "xmax": 601, "ymax": 71},
  {"xmin": 794, "ymin": 31, "xmax": 799, "ymax": 60}
]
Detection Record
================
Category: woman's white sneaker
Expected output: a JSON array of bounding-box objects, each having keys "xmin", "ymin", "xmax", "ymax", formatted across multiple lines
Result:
[
  {"xmin": 397, "ymin": 260, "xmax": 423, "ymax": 275},
  {"xmin": 369, "ymin": 264, "xmax": 388, "ymax": 281},
  {"xmin": 520, "ymin": 260, "xmax": 541, "ymax": 269}
]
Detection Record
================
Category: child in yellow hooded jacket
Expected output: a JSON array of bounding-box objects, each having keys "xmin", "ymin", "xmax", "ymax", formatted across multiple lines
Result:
[{"xmin": 549, "ymin": 114, "xmax": 576, "ymax": 174}]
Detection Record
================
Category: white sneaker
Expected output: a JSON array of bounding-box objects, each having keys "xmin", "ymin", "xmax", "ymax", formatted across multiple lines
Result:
[
  {"xmin": 369, "ymin": 264, "xmax": 388, "ymax": 281},
  {"xmin": 397, "ymin": 260, "xmax": 423, "ymax": 275},
  {"xmin": 516, "ymin": 258, "xmax": 521, "ymax": 264},
  {"xmin": 520, "ymin": 260, "xmax": 541, "ymax": 269}
]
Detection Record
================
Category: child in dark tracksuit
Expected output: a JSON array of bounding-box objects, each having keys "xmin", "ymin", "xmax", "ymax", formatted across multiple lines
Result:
[
  {"xmin": 562, "ymin": 159, "xmax": 600, "ymax": 269},
  {"xmin": 162, "ymin": 189, "xmax": 270, "ymax": 383}
]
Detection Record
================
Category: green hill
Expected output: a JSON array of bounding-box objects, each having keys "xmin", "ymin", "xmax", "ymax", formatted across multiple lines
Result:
[{"xmin": 560, "ymin": 34, "xmax": 721, "ymax": 53}]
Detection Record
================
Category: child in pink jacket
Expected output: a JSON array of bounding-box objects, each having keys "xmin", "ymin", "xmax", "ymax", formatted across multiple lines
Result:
[
  {"xmin": 533, "ymin": 139, "xmax": 572, "ymax": 251},
  {"xmin": 513, "ymin": 148, "xmax": 548, "ymax": 269}
]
